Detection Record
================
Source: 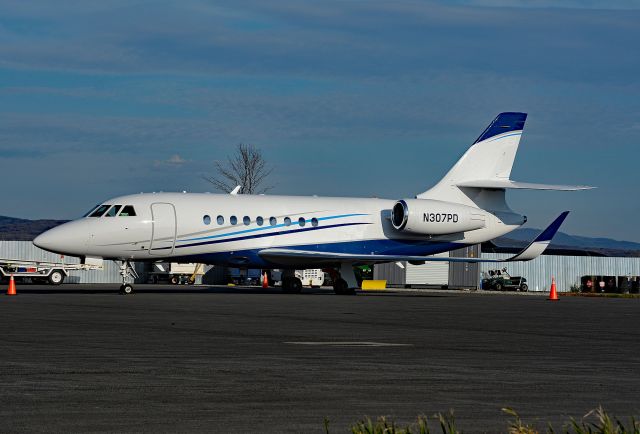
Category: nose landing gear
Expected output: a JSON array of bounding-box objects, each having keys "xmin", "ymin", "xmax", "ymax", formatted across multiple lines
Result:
[{"xmin": 119, "ymin": 261, "xmax": 138, "ymax": 295}]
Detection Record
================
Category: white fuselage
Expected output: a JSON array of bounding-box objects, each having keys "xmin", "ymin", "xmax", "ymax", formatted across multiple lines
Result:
[{"xmin": 33, "ymin": 192, "xmax": 525, "ymax": 268}]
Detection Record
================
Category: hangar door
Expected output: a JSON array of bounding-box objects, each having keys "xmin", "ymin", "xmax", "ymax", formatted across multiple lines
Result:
[
  {"xmin": 405, "ymin": 252, "xmax": 449, "ymax": 286},
  {"xmin": 149, "ymin": 203, "xmax": 177, "ymax": 256}
]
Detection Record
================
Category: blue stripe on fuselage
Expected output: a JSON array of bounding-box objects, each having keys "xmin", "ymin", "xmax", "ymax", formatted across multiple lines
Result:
[
  {"xmin": 152, "ymin": 222, "xmax": 371, "ymax": 250},
  {"xmin": 177, "ymin": 213, "xmax": 369, "ymax": 243},
  {"xmin": 166, "ymin": 239, "xmax": 467, "ymax": 268}
]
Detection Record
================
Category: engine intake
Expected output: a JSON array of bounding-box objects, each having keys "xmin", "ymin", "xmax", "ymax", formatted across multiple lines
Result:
[{"xmin": 391, "ymin": 199, "xmax": 486, "ymax": 235}]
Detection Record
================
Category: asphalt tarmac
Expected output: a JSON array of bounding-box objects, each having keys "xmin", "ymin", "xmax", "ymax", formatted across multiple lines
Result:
[{"xmin": 1, "ymin": 285, "xmax": 639, "ymax": 433}]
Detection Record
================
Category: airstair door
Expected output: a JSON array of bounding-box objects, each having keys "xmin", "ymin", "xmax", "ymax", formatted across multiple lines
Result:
[{"xmin": 149, "ymin": 203, "xmax": 177, "ymax": 256}]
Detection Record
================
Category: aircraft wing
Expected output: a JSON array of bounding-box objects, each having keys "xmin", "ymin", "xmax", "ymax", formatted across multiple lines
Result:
[{"xmin": 258, "ymin": 212, "xmax": 570, "ymax": 266}]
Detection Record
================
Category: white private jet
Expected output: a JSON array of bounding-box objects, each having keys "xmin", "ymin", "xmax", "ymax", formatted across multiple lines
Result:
[{"xmin": 34, "ymin": 112, "xmax": 591, "ymax": 294}]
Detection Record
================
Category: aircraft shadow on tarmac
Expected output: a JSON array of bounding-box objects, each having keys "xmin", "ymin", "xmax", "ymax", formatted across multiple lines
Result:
[{"xmin": 8, "ymin": 284, "xmax": 451, "ymax": 297}]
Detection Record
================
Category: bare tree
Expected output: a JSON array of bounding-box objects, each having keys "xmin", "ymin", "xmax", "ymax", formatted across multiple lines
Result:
[{"xmin": 203, "ymin": 144, "xmax": 273, "ymax": 194}]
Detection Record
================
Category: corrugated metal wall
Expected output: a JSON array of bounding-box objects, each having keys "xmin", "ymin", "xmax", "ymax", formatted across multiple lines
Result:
[
  {"xmin": 0, "ymin": 241, "xmax": 144, "ymax": 283},
  {"xmin": 405, "ymin": 253, "xmax": 449, "ymax": 286},
  {"xmin": 480, "ymin": 253, "xmax": 640, "ymax": 292},
  {"xmin": 449, "ymin": 245, "xmax": 480, "ymax": 289},
  {"xmin": 373, "ymin": 262, "xmax": 406, "ymax": 286}
]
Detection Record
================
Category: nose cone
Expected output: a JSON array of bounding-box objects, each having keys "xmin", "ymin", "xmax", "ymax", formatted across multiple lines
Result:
[{"xmin": 33, "ymin": 220, "xmax": 89, "ymax": 256}]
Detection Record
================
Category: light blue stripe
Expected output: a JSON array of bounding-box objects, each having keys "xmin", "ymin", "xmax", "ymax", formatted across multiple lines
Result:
[
  {"xmin": 177, "ymin": 213, "xmax": 369, "ymax": 242},
  {"xmin": 487, "ymin": 131, "xmax": 522, "ymax": 143}
]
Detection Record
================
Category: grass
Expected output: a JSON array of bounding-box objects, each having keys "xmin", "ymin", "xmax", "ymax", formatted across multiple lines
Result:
[{"xmin": 323, "ymin": 407, "xmax": 640, "ymax": 434}]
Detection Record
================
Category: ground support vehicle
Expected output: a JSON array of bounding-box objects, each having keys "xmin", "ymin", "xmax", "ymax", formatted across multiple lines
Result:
[
  {"xmin": 481, "ymin": 268, "xmax": 528, "ymax": 291},
  {"xmin": 295, "ymin": 269, "xmax": 325, "ymax": 287},
  {"xmin": 267, "ymin": 269, "xmax": 325, "ymax": 288},
  {"xmin": 0, "ymin": 258, "xmax": 102, "ymax": 285},
  {"xmin": 148, "ymin": 263, "xmax": 204, "ymax": 284},
  {"xmin": 228, "ymin": 268, "xmax": 262, "ymax": 285}
]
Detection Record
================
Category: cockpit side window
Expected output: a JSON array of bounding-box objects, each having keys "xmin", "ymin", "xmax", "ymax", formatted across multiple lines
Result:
[
  {"xmin": 119, "ymin": 205, "xmax": 137, "ymax": 217},
  {"xmin": 89, "ymin": 204, "xmax": 111, "ymax": 217},
  {"xmin": 105, "ymin": 205, "xmax": 122, "ymax": 217}
]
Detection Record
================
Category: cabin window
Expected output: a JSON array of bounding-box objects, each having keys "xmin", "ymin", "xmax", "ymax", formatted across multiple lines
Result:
[
  {"xmin": 105, "ymin": 205, "xmax": 122, "ymax": 217},
  {"xmin": 269, "ymin": 217, "xmax": 277, "ymax": 226},
  {"xmin": 256, "ymin": 216, "xmax": 264, "ymax": 226},
  {"xmin": 89, "ymin": 204, "xmax": 111, "ymax": 217},
  {"xmin": 311, "ymin": 218, "xmax": 319, "ymax": 227},
  {"xmin": 243, "ymin": 216, "xmax": 251, "ymax": 226},
  {"xmin": 284, "ymin": 217, "xmax": 291, "ymax": 226},
  {"xmin": 203, "ymin": 215, "xmax": 211, "ymax": 225},
  {"xmin": 230, "ymin": 216, "xmax": 238, "ymax": 225},
  {"xmin": 217, "ymin": 215, "xmax": 224, "ymax": 225},
  {"xmin": 119, "ymin": 205, "xmax": 137, "ymax": 217},
  {"xmin": 298, "ymin": 217, "xmax": 306, "ymax": 227}
]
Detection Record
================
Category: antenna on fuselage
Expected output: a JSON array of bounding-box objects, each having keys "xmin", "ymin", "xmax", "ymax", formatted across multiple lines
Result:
[{"xmin": 230, "ymin": 185, "xmax": 241, "ymax": 195}]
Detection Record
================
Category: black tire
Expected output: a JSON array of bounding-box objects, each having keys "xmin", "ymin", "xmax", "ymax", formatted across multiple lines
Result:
[
  {"xmin": 48, "ymin": 270, "xmax": 65, "ymax": 285},
  {"xmin": 333, "ymin": 278, "xmax": 355, "ymax": 295},
  {"xmin": 282, "ymin": 277, "xmax": 303, "ymax": 294},
  {"xmin": 520, "ymin": 284, "xmax": 528, "ymax": 292},
  {"xmin": 170, "ymin": 276, "xmax": 179, "ymax": 285},
  {"xmin": 494, "ymin": 282, "xmax": 503, "ymax": 291},
  {"xmin": 120, "ymin": 284, "xmax": 134, "ymax": 295}
]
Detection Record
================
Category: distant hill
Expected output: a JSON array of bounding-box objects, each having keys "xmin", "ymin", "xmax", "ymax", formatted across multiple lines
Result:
[
  {"xmin": 0, "ymin": 216, "xmax": 68, "ymax": 241},
  {"xmin": 497, "ymin": 228, "xmax": 640, "ymax": 251},
  {"xmin": 493, "ymin": 228, "xmax": 640, "ymax": 257}
]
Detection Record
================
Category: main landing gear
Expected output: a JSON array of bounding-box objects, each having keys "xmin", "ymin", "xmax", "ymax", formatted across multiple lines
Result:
[
  {"xmin": 281, "ymin": 270, "xmax": 303, "ymax": 294},
  {"xmin": 119, "ymin": 260, "xmax": 138, "ymax": 295},
  {"xmin": 331, "ymin": 263, "xmax": 357, "ymax": 295}
]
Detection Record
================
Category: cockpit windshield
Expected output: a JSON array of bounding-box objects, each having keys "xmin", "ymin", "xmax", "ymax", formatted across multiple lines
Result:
[
  {"xmin": 86, "ymin": 204, "xmax": 137, "ymax": 218},
  {"xmin": 105, "ymin": 205, "xmax": 122, "ymax": 217},
  {"xmin": 119, "ymin": 205, "xmax": 136, "ymax": 216},
  {"xmin": 89, "ymin": 204, "xmax": 111, "ymax": 217},
  {"xmin": 83, "ymin": 203, "xmax": 105, "ymax": 217}
]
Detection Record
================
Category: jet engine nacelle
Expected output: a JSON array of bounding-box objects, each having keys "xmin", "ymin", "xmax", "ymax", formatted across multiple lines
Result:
[{"xmin": 391, "ymin": 199, "xmax": 487, "ymax": 235}]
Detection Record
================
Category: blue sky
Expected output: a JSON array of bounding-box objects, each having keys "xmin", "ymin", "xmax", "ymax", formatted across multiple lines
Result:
[{"xmin": 0, "ymin": 0, "xmax": 639, "ymax": 241}]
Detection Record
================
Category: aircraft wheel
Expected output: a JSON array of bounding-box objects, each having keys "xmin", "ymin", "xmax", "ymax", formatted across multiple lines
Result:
[
  {"xmin": 48, "ymin": 270, "xmax": 65, "ymax": 285},
  {"xmin": 282, "ymin": 277, "xmax": 303, "ymax": 294},
  {"xmin": 333, "ymin": 278, "xmax": 355, "ymax": 295},
  {"xmin": 120, "ymin": 284, "xmax": 134, "ymax": 295}
]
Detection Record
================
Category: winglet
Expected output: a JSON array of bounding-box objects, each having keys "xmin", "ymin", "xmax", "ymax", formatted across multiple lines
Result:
[{"xmin": 507, "ymin": 211, "xmax": 569, "ymax": 261}]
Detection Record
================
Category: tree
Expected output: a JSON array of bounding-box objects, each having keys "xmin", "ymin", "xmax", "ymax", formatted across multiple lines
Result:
[{"xmin": 203, "ymin": 144, "xmax": 273, "ymax": 194}]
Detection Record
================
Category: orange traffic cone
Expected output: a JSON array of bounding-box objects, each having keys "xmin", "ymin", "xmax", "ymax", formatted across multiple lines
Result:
[
  {"xmin": 6, "ymin": 274, "xmax": 17, "ymax": 296},
  {"xmin": 262, "ymin": 272, "xmax": 269, "ymax": 289},
  {"xmin": 548, "ymin": 277, "xmax": 558, "ymax": 301}
]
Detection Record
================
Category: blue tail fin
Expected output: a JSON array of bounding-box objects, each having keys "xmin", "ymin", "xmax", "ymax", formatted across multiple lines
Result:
[{"xmin": 474, "ymin": 112, "xmax": 527, "ymax": 144}]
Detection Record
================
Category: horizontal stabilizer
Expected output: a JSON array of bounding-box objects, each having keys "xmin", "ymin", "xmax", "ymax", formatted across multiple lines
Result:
[
  {"xmin": 456, "ymin": 180, "xmax": 594, "ymax": 191},
  {"xmin": 258, "ymin": 212, "xmax": 570, "ymax": 265}
]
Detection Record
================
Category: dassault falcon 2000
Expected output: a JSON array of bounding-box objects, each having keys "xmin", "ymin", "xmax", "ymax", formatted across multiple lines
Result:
[{"xmin": 34, "ymin": 112, "xmax": 591, "ymax": 294}]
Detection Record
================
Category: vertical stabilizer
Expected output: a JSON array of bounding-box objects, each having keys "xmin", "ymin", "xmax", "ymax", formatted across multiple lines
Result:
[{"xmin": 417, "ymin": 112, "xmax": 527, "ymax": 209}]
